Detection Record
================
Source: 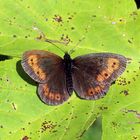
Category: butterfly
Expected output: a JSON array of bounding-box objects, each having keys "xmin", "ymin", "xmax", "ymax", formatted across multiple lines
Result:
[{"xmin": 21, "ymin": 50, "xmax": 127, "ymax": 105}]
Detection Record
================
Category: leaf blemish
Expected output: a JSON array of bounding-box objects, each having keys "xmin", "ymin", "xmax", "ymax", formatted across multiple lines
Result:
[
  {"xmin": 120, "ymin": 90, "xmax": 129, "ymax": 96},
  {"xmin": 117, "ymin": 77, "xmax": 127, "ymax": 86},
  {"xmin": 6, "ymin": 99, "xmax": 10, "ymax": 102},
  {"xmin": 71, "ymin": 27, "xmax": 75, "ymax": 30},
  {"xmin": 67, "ymin": 101, "xmax": 70, "ymax": 104},
  {"xmin": 13, "ymin": 34, "xmax": 17, "ymax": 38},
  {"xmin": 52, "ymin": 130, "xmax": 57, "ymax": 133},
  {"xmin": 41, "ymin": 121, "xmax": 57, "ymax": 133},
  {"xmin": 128, "ymin": 39, "xmax": 132, "ymax": 44},
  {"xmin": 60, "ymin": 34, "xmax": 71, "ymax": 44},
  {"xmin": 27, "ymin": 6, "xmax": 30, "ymax": 9},
  {"xmin": 22, "ymin": 136, "xmax": 29, "ymax": 140},
  {"xmin": 12, "ymin": 103, "xmax": 17, "ymax": 110},
  {"xmin": 0, "ymin": 125, "xmax": 3, "ymax": 128},
  {"xmin": 99, "ymin": 106, "xmax": 108, "ymax": 110},
  {"xmin": 45, "ymin": 18, "xmax": 48, "ymax": 21},
  {"xmin": 122, "ymin": 109, "xmax": 140, "ymax": 120},
  {"xmin": 126, "ymin": 70, "xmax": 129, "ymax": 73},
  {"xmin": 9, "ymin": 131, "xmax": 12, "ymax": 134},
  {"xmin": 53, "ymin": 15, "xmax": 63, "ymax": 23},
  {"xmin": 116, "ymin": 101, "xmax": 120, "ymax": 104},
  {"xmin": 111, "ymin": 121, "xmax": 120, "ymax": 129},
  {"xmin": 67, "ymin": 13, "xmax": 75, "ymax": 22},
  {"xmin": 128, "ymin": 81, "xmax": 131, "ymax": 84},
  {"xmin": 22, "ymin": 128, "xmax": 25, "ymax": 131},
  {"xmin": 133, "ymin": 136, "xmax": 138, "ymax": 139}
]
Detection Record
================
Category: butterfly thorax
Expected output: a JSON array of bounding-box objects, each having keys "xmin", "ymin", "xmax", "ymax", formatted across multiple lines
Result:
[{"xmin": 63, "ymin": 53, "xmax": 73, "ymax": 95}]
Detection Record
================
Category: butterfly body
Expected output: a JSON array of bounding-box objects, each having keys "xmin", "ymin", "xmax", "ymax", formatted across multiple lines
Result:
[
  {"xmin": 63, "ymin": 53, "xmax": 73, "ymax": 95},
  {"xmin": 21, "ymin": 50, "xmax": 127, "ymax": 105}
]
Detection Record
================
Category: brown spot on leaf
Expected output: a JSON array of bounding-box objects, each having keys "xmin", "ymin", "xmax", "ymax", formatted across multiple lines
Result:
[
  {"xmin": 60, "ymin": 34, "xmax": 71, "ymax": 44},
  {"xmin": 13, "ymin": 35, "xmax": 17, "ymax": 38},
  {"xmin": 12, "ymin": 103, "xmax": 17, "ymax": 110},
  {"xmin": 71, "ymin": 27, "xmax": 75, "ymax": 30},
  {"xmin": 120, "ymin": 90, "xmax": 129, "ymax": 96},
  {"xmin": 0, "ymin": 125, "xmax": 3, "ymax": 128},
  {"xmin": 53, "ymin": 15, "xmax": 62, "ymax": 22},
  {"xmin": 133, "ymin": 136, "xmax": 138, "ymax": 139},
  {"xmin": 22, "ymin": 136, "xmax": 29, "ymax": 140},
  {"xmin": 41, "ymin": 121, "xmax": 56, "ymax": 133},
  {"xmin": 117, "ymin": 77, "xmax": 127, "ymax": 86}
]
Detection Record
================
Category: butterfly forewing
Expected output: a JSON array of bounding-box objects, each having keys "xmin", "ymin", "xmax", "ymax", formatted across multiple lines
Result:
[
  {"xmin": 72, "ymin": 53, "xmax": 127, "ymax": 100},
  {"xmin": 21, "ymin": 50, "xmax": 71, "ymax": 105},
  {"xmin": 21, "ymin": 50, "xmax": 62, "ymax": 83}
]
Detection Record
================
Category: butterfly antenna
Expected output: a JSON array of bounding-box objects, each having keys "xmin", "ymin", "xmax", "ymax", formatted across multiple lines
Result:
[
  {"xmin": 45, "ymin": 38, "xmax": 66, "ymax": 53},
  {"xmin": 33, "ymin": 26, "xmax": 66, "ymax": 53},
  {"xmin": 69, "ymin": 36, "xmax": 85, "ymax": 54}
]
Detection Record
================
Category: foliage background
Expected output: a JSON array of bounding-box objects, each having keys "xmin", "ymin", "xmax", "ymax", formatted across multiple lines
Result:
[{"xmin": 0, "ymin": 0, "xmax": 140, "ymax": 140}]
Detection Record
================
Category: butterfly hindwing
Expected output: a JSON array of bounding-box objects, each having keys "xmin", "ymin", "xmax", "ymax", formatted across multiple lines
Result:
[
  {"xmin": 21, "ymin": 50, "xmax": 71, "ymax": 105},
  {"xmin": 38, "ymin": 72, "xmax": 70, "ymax": 106},
  {"xmin": 72, "ymin": 53, "xmax": 127, "ymax": 100}
]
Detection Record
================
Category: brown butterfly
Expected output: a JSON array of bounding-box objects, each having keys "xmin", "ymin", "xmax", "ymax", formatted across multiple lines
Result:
[{"xmin": 21, "ymin": 50, "xmax": 127, "ymax": 105}]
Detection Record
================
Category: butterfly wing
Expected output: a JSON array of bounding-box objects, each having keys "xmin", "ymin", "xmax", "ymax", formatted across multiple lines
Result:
[
  {"xmin": 21, "ymin": 50, "xmax": 62, "ymax": 83},
  {"xmin": 21, "ymin": 50, "xmax": 71, "ymax": 105},
  {"xmin": 38, "ymin": 73, "xmax": 69, "ymax": 106},
  {"xmin": 72, "ymin": 53, "xmax": 127, "ymax": 100}
]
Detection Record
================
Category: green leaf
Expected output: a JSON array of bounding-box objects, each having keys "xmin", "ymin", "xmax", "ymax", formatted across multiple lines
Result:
[{"xmin": 0, "ymin": 0, "xmax": 140, "ymax": 140}]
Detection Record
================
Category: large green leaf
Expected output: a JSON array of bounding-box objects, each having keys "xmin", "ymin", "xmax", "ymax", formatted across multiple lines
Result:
[{"xmin": 0, "ymin": 0, "xmax": 140, "ymax": 140}]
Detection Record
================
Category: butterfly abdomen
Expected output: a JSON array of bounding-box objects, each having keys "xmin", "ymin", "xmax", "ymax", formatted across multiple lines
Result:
[{"xmin": 64, "ymin": 53, "xmax": 73, "ymax": 95}]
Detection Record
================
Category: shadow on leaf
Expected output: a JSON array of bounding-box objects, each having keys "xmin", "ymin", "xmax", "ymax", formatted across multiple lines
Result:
[{"xmin": 16, "ymin": 60, "xmax": 37, "ymax": 86}]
